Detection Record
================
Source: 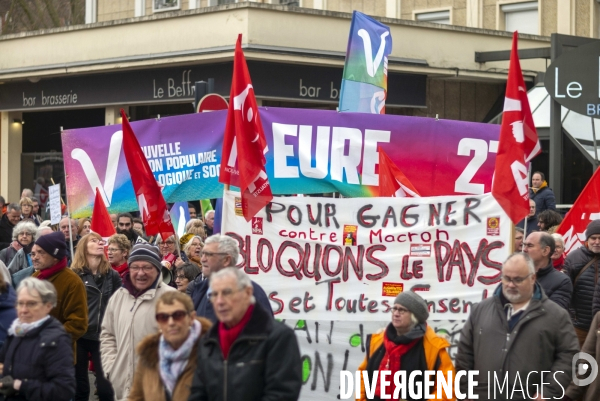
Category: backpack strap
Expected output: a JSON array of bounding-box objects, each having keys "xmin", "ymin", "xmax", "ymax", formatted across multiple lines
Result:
[{"xmin": 574, "ymin": 256, "xmax": 600, "ymax": 287}]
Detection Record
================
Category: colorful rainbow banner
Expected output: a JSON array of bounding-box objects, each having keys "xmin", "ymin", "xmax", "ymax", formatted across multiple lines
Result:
[{"xmin": 339, "ymin": 11, "xmax": 392, "ymax": 114}]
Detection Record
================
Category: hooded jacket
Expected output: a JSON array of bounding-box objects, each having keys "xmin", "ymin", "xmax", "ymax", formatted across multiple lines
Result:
[
  {"xmin": 565, "ymin": 246, "xmax": 600, "ymax": 330},
  {"xmin": 128, "ymin": 316, "xmax": 212, "ymax": 401},
  {"xmin": 0, "ymin": 317, "xmax": 76, "ymax": 401},
  {"xmin": 356, "ymin": 324, "xmax": 455, "ymax": 401},
  {"xmin": 529, "ymin": 182, "xmax": 556, "ymax": 213},
  {"xmin": 100, "ymin": 273, "xmax": 176, "ymax": 401},
  {"xmin": 455, "ymin": 283, "xmax": 579, "ymax": 400},
  {"xmin": 188, "ymin": 302, "xmax": 302, "ymax": 401}
]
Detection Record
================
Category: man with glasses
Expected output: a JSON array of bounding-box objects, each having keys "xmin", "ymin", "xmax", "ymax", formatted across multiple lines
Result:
[
  {"xmin": 31, "ymin": 231, "xmax": 88, "ymax": 357},
  {"xmin": 523, "ymin": 231, "xmax": 572, "ymax": 310},
  {"xmin": 189, "ymin": 234, "xmax": 272, "ymax": 324},
  {"xmin": 189, "ymin": 267, "xmax": 302, "ymax": 401},
  {"xmin": 456, "ymin": 253, "xmax": 578, "ymax": 400},
  {"xmin": 100, "ymin": 243, "xmax": 175, "ymax": 401}
]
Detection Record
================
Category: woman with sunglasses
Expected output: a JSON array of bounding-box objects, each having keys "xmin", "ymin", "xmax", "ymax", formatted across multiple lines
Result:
[
  {"xmin": 71, "ymin": 233, "xmax": 122, "ymax": 401},
  {"xmin": 356, "ymin": 291, "xmax": 455, "ymax": 401},
  {"xmin": 129, "ymin": 291, "xmax": 211, "ymax": 401}
]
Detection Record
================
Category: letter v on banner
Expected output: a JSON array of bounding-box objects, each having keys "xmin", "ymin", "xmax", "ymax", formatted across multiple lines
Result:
[
  {"xmin": 492, "ymin": 31, "xmax": 541, "ymax": 224},
  {"xmin": 219, "ymin": 34, "xmax": 273, "ymax": 222}
]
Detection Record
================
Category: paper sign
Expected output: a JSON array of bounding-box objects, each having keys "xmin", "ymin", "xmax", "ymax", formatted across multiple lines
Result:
[{"xmin": 48, "ymin": 184, "xmax": 61, "ymax": 224}]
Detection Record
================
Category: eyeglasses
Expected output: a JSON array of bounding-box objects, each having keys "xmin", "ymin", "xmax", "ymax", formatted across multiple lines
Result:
[
  {"xmin": 130, "ymin": 266, "xmax": 156, "ymax": 273},
  {"xmin": 208, "ymin": 288, "xmax": 240, "ymax": 302},
  {"xmin": 201, "ymin": 251, "xmax": 228, "ymax": 258},
  {"xmin": 155, "ymin": 310, "xmax": 188, "ymax": 323},
  {"xmin": 160, "ymin": 241, "xmax": 175, "ymax": 246},
  {"xmin": 18, "ymin": 233, "xmax": 33, "ymax": 237},
  {"xmin": 175, "ymin": 275, "xmax": 188, "ymax": 281},
  {"xmin": 16, "ymin": 301, "xmax": 42, "ymax": 309},
  {"xmin": 501, "ymin": 273, "xmax": 533, "ymax": 285},
  {"xmin": 391, "ymin": 306, "xmax": 410, "ymax": 314},
  {"xmin": 107, "ymin": 248, "xmax": 123, "ymax": 253}
]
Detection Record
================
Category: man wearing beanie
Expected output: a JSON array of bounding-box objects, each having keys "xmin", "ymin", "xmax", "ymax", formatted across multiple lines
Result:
[
  {"xmin": 31, "ymin": 230, "xmax": 88, "ymax": 357},
  {"xmin": 456, "ymin": 253, "xmax": 577, "ymax": 400},
  {"xmin": 100, "ymin": 243, "xmax": 175, "ymax": 401},
  {"xmin": 565, "ymin": 219, "xmax": 600, "ymax": 346},
  {"xmin": 356, "ymin": 291, "xmax": 455, "ymax": 401}
]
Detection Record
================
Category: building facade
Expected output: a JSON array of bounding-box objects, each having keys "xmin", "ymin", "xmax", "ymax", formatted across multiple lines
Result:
[{"xmin": 0, "ymin": 0, "xmax": 594, "ymax": 205}]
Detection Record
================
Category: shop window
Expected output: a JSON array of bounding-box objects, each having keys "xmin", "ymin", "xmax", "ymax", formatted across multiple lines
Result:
[
  {"xmin": 415, "ymin": 10, "xmax": 451, "ymax": 25},
  {"xmin": 501, "ymin": 2, "xmax": 538, "ymax": 35},
  {"xmin": 153, "ymin": 0, "xmax": 180, "ymax": 12}
]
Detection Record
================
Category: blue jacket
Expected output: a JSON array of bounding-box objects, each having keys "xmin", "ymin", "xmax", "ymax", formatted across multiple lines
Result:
[
  {"xmin": 529, "ymin": 185, "xmax": 556, "ymax": 213},
  {"xmin": 0, "ymin": 286, "xmax": 16, "ymax": 347},
  {"xmin": 191, "ymin": 278, "xmax": 273, "ymax": 324},
  {"xmin": 0, "ymin": 316, "xmax": 75, "ymax": 401}
]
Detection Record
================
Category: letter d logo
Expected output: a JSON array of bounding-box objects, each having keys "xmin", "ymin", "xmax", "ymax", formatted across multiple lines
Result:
[{"xmin": 573, "ymin": 352, "xmax": 598, "ymax": 386}]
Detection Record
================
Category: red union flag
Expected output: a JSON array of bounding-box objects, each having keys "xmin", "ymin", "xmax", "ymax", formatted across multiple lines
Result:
[
  {"xmin": 556, "ymin": 167, "xmax": 600, "ymax": 255},
  {"xmin": 378, "ymin": 146, "xmax": 420, "ymax": 197},
  {"xmin": 491, "ymin": 31, "xmax": 541, "ymax": 224},
  {"xmin": 219, "ymin": 34, "xmax": 273, "ymax": 221},
  {"xmin": 91, "ymin": 188, "xmax": 116, "ymax": 240},
  {"xmin": 120, "ymin": 109, "xmax": 175, "ymax": 239}
]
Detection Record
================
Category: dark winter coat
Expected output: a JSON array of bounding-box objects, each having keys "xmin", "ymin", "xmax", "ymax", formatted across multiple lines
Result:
[
  {"xmin": 0, "ymin": 246, "xmax": 18, "ymax": 268},
  {"xmin": 517, "ymin": 215, "xmax": 538, "ymax": 232},
  {"xmin": 0, "ymin": 215, "xmax": 16, "ymax": 251},
  {"xmin": 566, "ymin": 311, "xmax": 600, "ymax": 401},
  {"xmin": 565, "ymin": 246, "xmax": 600, "ymax": 330},
  {"xmin": 529, "ymin": 185, "xmax": 556, "ymax": 213},
  {"xmin": 191, "ymin": 278, "xmax": 273, "ymax": 324},
  {"xmin": 455, "ymin": 283, "xmax": 579, "ymax": 400},
  {"xmin": 0, "ymin": 286, "xmax": 16, "ymax": 347},
  {"xmin": 536, "ymin": 261, "xmax": 572, "ymax": 310},
  {"xmin": 188, "ymin": 303, "xmax": 302, "ymax": 401},
  {"xmin": 0, "ymin": 317, "xmax": 76, "ymax": 401},
  {"xmin": 77, "ymin": 267, "xmax": 122, "ymax": 341}
]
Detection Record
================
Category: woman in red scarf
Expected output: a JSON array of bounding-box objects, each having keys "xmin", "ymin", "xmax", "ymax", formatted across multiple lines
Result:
[
  {"xmin": 551, "ymin": 233, "xmax": 566, "ymax": 271},
  {"xmin": 106, "ymin": 233, "xmax": 131, "ymax": 278},
  {"xmin": 357, "ymin": 292, "xmax": 455, "ymax": 401}
]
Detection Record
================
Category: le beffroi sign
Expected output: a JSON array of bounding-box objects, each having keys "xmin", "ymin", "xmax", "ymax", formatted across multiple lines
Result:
[{"xmin": 544, "ymin": 40, "xmax": 600, "ymax": 116}]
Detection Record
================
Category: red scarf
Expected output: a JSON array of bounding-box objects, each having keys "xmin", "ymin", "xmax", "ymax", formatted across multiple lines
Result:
[
  {"xmin": 553, "ymin": 254, "xmax": 565, "ymax": 270},
  {"xmin": 218, "ymin": 304, "xmax": 254, "ymax": 359},
  {"xmin": 36, "ymin": 257, "xmax": 68, "ymax": 280},
  {"xmin": 374, "ymin": 332, "xmax": 420, "ymax": 399},
  {"xmin": 112, "ymin": 261, "xmax": 128, "ymax": 278}
]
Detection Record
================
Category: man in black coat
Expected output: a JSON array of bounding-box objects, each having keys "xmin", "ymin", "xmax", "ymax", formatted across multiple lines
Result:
[
  {"xmin": 529, "ymin": 171, "xmax": 556, "ymax": 213},
  {"xmin": 523, "ymin": 231, "xmax": 572, "ymax": 310},
  {"xmin": 566, "ymin": 219, "xmax": 600, "ymax": 346},
  {"xmin": 0, "ymin": 204, "xmax": 22, "ymax": 250},
  {"xmin": 189, "ymin": 267, "xmax": 302, "ymax": 401}
]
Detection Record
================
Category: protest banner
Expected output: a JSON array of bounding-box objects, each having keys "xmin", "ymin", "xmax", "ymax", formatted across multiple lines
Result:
[
  {"xmin": 62, "ymin": 107, "xmax": 499, "ymax": 218},
  {"xmin": 222, "ymin": 190, "xmax": 510, "ymax": 321},
  {"xmin": 48, "ymin": 183, "xmax": 61, "ymax": 224}
]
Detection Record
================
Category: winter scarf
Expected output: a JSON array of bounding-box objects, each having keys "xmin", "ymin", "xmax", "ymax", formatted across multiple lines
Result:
[
  {"xmin": 218, "ymin": 304, "xmax": 254, "ymax": 359},
  {"xmin": 374, "ymin": 323, "xmax": 426, "ymax": 399},
  {"xmin": 8, "ymin": 315, "xmax": 51, "ymax": 337},
  {"xmin": 553, "ymin": 254, "xmax": 565, "ymax": 270},
  {"xmin": 112, "ymin": 261, "xmax": 129, "ymax": 278},
  {"xmin": 159, "ymin": 319, "xmax": 201, "ymax": 396},
  {"xmin": 36, "ymin": 257, "xmax": 68, "ymax": 280}
]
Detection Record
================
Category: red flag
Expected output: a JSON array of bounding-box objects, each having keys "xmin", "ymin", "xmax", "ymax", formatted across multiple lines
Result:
[
  {"xmin": 120, "ymin": 110, "xmax": 175, "ymax": 239},
  {"xmin": 556, "ymin": 168, "xmax": 600, "ymax": 255},
  {"xmin": 491, "ymin": 32, "xmax": 541, "ymax": 224},
  {"xmin": 219, "ymin": 34, "xmax": 273, "ymax": 221},
  {"xmin": 378, "ymin": 147, "xmax": 420, "ymax": 197},
  {"xmin": 91, "ymin": 188, "xmax": 116, "ymax": 240}
]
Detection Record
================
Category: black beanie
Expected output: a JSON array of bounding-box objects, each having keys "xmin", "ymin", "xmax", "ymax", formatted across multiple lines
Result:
[
  {"xmin": 586, "ymin": 220, "xmax": 600, "ymax": 240},
  {"xmin": 35, "ymin": 231, "xmax": 67, "ymax": 261}
]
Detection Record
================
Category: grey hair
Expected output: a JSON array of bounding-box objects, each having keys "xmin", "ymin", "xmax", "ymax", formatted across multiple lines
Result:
[
  {"xmin": 39, "ymin": 220, "xmax": 53, "ymax": 229},
  {"xmin": 30, "ymin": 196, "xmax": 39, "ymax": 203},
  {"xmin": 515, "ymin": 227, "xmax": 524, "ymax": 235},
  {"xmin": 504, "ymin": 252, "xmax": 535, "ymax": 275},
  {"xmin": 551, "ymin": 233, "xmax": 565, "ymax": 247},
  {"xmin": 205, "ymin": 235, "xmax": 238, "ymax": 266},
  {"xmin": 35, "ymin": 226, "xmax": 54, "ymax": 240},
  {"xmin": 12, "ymin": 220, "xmax": 37, "ymax": 240},
  {"xmin": 204, "ymin": 210, "xmax": 215, "ymax": 219},
  {"xmin": 210, "ymin": 267, "xmax": 255, "ymax": 304},
  {"xmin": 17, "ymin": 277, "xmax": 57, "ymax": 307},
  {"xmin": 156, "ymin": 234, "xmax": 180, "ymax": 255},
  {"xmin": 185, "ymin": 219, "xmax": 201, "ymax": 232},
  {"xmin": 6, "ymin": 203, "xmax": 20, "ymax": 213},
  {"xmin": 183, "ymin": 235, "xmax": 204, "ymax": 254}
]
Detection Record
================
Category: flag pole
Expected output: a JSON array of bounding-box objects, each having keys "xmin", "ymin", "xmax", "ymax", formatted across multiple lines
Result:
[
  {"xmin": 62, "ymin": 171, "xmax": 75, "ymax": 263},
  {"xmin": 523, "ymin": 166, "xmax": 532, "ymax": 241}
]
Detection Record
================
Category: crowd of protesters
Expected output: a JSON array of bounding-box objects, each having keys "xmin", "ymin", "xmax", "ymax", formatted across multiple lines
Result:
[{"xmin": 0, "ymin": 179, "xmax": 599, "ymax": 401}]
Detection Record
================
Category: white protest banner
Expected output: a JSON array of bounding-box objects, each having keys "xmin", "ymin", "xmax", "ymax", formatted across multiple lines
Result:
[
  {"xmin": 48, "ymin": 184, "xmax": 61, "ymax": 224},
  {"xmin": 222, "ymin": 190, "xmax": 511, "ymax": 321}
]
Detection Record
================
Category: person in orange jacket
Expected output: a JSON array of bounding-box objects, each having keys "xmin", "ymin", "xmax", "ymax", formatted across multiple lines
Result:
[{"xmin": 357, "ymin": 291, "xmax": 455, "ymax": 401}]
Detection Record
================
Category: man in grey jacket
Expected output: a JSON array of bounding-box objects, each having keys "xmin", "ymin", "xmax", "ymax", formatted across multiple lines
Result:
[{"xmin": 456, "ymin": 253, "xmax": 578, "ymax": 400}]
